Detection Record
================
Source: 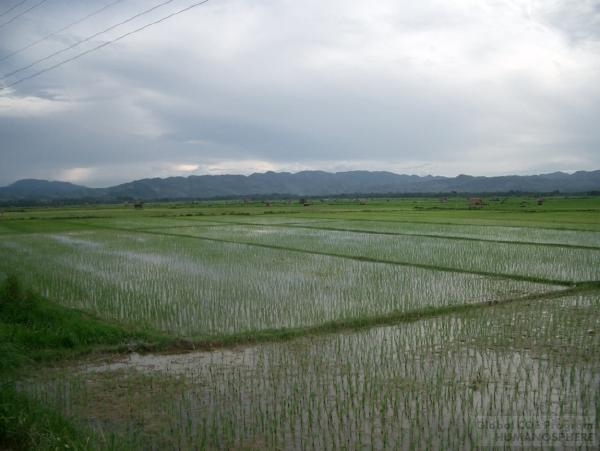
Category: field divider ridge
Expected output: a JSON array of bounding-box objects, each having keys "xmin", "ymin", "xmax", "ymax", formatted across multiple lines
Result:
[
  {"xmin": 288, "ymin": 214, "xmax": 600, "ymax": 233},
  {"xmin": 169, "ymin": 219, "xmax": 600, "ymax": 251},
  {"xmin": 147, "ymin": 284, "xmax": 600, "ymax": 352}
]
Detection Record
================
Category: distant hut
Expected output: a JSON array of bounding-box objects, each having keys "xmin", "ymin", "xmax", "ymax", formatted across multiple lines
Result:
[
  {"xmin": 468, "ymin": 197, "xmax": 484, "ymax": 209},
  {"xmin": 440, "ymin": 197, "xmax": 448, "ymax": 203},
  {"xmin": 537, "ymin": 198, "xmax": 545, "ymax": 206},
  {"xmin": 133, "ymin": 201, "xmax": 144, "ymax": 209}
]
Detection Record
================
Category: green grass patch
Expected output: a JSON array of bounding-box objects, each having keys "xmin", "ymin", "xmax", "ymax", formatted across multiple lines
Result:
[
  {"xmin": 0, "ymin": 276, "xmax": 165, "ymax": 370},
  {"xmin": 0, "ymin": 276, "xmax": 167, "ymax": 449},
  {"xmin": 0, "ymin": 385, "xmax": 105, "ymax": 451}
]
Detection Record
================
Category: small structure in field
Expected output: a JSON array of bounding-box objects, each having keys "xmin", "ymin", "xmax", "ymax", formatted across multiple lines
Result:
[
  {"xmin": 133, "ymin": 201, "xmax": 144, "ymax": 209},
  {"xmin": 537, "ymin": 198, "xmax": 545, "ymax": 205},
  {"xmin": 468, "ymin": 197, "xmax": 484, "ymax": 209},
  {"xmin": 440, "ymin": 197, "xmax": 448, "ymax": 203}
]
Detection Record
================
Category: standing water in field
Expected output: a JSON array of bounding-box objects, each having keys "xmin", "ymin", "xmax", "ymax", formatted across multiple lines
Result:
[
  {"xmin": 0, "ymin": 230, "xmax": 563, "ymax": 335},
  {"xmin": 24, "ymin": 293, "xmax": 600, "ymax": 450}
]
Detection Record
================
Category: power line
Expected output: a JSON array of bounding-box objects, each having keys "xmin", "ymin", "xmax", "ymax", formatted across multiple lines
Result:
[
  {"xmin": 0, "ymin": 0, "xmax": 126, "ymax": 63},
  {"xmin": 0, "ymin": 0, "xmax": 49, "ymax": 29},
  {"xmin": 2, "ymin": 0, "xmax": 178, "ymax": 79},
  {"xmin": 1, "ymin": 0, "xmax": 211, "ymax": 90},
  {"xmin": 0, "ymin": 0, "xmax": 28, "ymax": 18}
]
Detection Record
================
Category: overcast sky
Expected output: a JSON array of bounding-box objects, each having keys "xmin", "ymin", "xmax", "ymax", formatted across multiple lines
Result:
[{"xmin": 0, "ymin": 0, "xmax": 599, "ymax": 187}]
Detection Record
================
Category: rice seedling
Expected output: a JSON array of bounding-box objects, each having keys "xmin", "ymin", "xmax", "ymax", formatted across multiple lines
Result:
[
  {"xmin": 0, "ymin": 229, "xmax": 558, "ymax": 335},
  {"xmin": 153, "ymin": 223, "xmax": 600, "ymax": 283},
  {"xmin": 264, "ymin": 218, "xmax": 600, "ymax": 248},
  {"xmin": 74, "ymin": 217, "xmax": 225, "ymax": 230},
  {"xmin": 2, "ymin": 204, "xmax": 597, "ymax": 449},
  {"xmin": 23, "ymin": 292, "xmax": 599, "ymax": 450}
]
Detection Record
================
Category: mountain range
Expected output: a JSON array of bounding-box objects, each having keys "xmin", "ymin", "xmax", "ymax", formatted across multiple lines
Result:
[{"xmin": 1, "ymin": 170, "xmax": 600, "ymax": 203}]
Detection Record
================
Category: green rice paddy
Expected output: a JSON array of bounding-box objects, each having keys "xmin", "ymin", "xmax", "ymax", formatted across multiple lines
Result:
[{"xmin": 0, "ymin": 196, "xmax": 598, "ymax": 449}]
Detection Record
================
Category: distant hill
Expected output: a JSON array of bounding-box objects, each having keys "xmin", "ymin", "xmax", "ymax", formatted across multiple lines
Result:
[
  {"xmin": 1, "ymin": 170, "xmax": 599, "ymax": 203},
  {"xmin": 0, "ymin": 179, "xmax": 96, "ymax": 201}
]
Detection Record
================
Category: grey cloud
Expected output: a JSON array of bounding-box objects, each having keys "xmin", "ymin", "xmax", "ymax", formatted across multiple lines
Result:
[
  {"xmin": 0, "ymin": 0, "xmax": 599, "ymax": 186},
  {"xmin": 540, "ymin": 0, "xmax": 600, "ymax": 44}
]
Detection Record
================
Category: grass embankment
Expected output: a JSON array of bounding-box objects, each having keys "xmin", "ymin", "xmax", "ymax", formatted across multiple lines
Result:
[{"xmin": 0, "ymin": 276, "xmax": 167, "ymax": 450}]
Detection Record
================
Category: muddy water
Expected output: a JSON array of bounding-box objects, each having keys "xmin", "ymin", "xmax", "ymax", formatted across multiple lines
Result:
[{"xmin": 84, "ymin": 347, "xmax": 260, "ymax": 376}]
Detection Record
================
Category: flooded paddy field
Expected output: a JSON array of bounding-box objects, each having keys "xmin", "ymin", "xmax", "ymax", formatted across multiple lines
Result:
[
  {"xmin": 25, "ymin": 293, "xmax": 599, "ymax": 449},
  {"xmin": 0, "ymin": 229, "xmax": 564, "ymax": 335},
  {"xmin": 153, "ymin": 223, "xmax": 600, "ymax": 283},
  {"xmin": 1, "ymin": 197, "xmax": 599, "ymax": 449}
]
